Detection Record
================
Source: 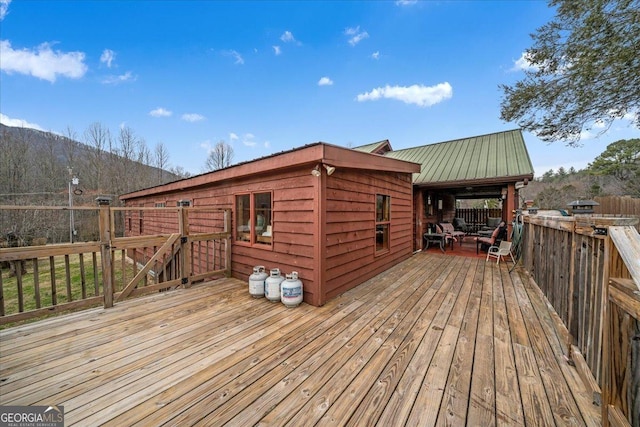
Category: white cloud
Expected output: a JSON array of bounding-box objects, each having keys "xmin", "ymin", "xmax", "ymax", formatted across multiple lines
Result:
[
  {"xmin": 242, "ymin": 133, "xmax": 256, "ymax": 147},
  {"xmin": 229, "ymin": 132, "xmax": 239, "ymax": 141},
  {"xmin": 0, "ymin": 40, "xmax": 87, "ymax": 82},
  {"xmin": 264, "ymin": 141, "xmax": 271, "ymax": 148},
  {"xmin": 200, "ymin": 140, "xmax": 212, "ymax": 151},
  {"xmin": 371, "ymin": 51, "xmax": 380, "ymax": 60},
  {"xmin": 101, "ymin": 71, "xmax": 135, "ymax": 84},
  {"xmin": 182, "ymin": 113, "xmax": 205, "ymax": 123},
  {"xmin": 318, "ymin": 76, "xmax": 333, "ymax": 86},
  {"xmin": 100, "ymin": 49, "xmax": 115, "ymax": 68},
  {"xmin": 395, "ymin": 0, "xmax": 418, "ymax": 5},
  {"xmin": 511, "ymin": 52, "xmax": 538, "ymax": 72},
  {"xmin": 0, "ymin": 113, "xmax": 44, "ymax": 130},
  {"xmin": 0, "ymin": 0, "xmax": 11, "ymax": 20},
  {"xmin": 623, "ymin": 111, "xmax": 636, "ymax": 121},
  {"xmin": 273, "ymin": 45, "xmax": 281, "ymax": 56},
  {"xmin": 226, "ymin": 50, "xmax": 244, "ymax": 65},
  {"xmin": 149, "ymin": 107, "xmax": 172, "ymax": 117},
  {"xmin": 280, "ymin": 31, "xmax": 296, "ymax": 43},
  {"xmin": 345, "ymin": 26, "xmax": 369, "ymax": 46},
  {"xmin": 356, "ymin": 82, "xmax": 453, "ymax": 107}
]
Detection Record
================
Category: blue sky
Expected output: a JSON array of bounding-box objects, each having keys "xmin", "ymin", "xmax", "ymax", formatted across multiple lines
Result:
[{"xmin": 1, "ymin": 0, "xmax": 638, "ymax": 177}]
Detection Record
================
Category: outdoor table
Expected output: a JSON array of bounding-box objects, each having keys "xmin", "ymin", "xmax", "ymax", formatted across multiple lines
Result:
[{"xmin": 423, "ymin": 232, "xmax": 446, "ymax": 253}]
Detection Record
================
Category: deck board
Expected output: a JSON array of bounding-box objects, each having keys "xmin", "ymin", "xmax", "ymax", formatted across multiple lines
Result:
[{"xmin": 0, "ymin": 252, "xmax": 601, "ymax": 426}]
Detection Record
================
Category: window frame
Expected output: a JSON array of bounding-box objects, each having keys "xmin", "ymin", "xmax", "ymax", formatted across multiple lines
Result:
[
  {"xmin": 375, "ymin": 194, "xmax": 391, "ymax": 254},
  {"xmin": 235, "ymin": 191, "xmax": 273, "ymax": 249}
]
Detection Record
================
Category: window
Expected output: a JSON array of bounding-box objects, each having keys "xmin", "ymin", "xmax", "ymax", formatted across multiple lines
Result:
[
  {"xmin": 236, "ymin": 192, "xmax": 272, "ymax": 246},
  {"xmin": 376, "ymin": 194, "xmax": 390, "ymax": 252}
]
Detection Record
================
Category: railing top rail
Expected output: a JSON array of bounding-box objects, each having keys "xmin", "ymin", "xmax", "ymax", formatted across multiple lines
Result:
[
  {"xmin": 609, "ymin": 226, "xmax": 640, "ymax": 292},
  {"xmin": 111, "ymin": 206, "xmax": 230, "ymax": 212},
  {"xmin": 0, "ymin": 205, "xmax": 100, "ymax": 211},
  {"xmin": 523, "ymin": 214, "xmax": 575, "ymax": 232}
]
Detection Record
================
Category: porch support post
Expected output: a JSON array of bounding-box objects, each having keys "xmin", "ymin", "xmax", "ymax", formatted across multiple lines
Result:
[
  {"xmin": 178, "ymin": 200, "xmax": 191, "ymax": 288},
  {"xmin": 414, "ymin": 189, "xmax": 424, "ymax": 251},
  {"xmin": 96, "ymin": 196, "xmax": 113, "ymax": 308},
  {"xmin": 224, "ymin": 209, "xmax": 232, "ymax": 277}
]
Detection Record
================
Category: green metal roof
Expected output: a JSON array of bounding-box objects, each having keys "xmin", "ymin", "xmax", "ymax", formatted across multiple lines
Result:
[
  {"xmin": 352, "ymin": 140, "xmax": 392, "ymax": 155},
  {"xmin": 383, "ymin": 129, "xmax": 534, "ymax": 186}
]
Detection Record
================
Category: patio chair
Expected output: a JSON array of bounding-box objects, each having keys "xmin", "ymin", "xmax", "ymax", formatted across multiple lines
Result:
[
  {"xmin": 452, "ymin": 217, "xmax": 468, "ymax": 233},
  {"xmin": 486, "ymin": 240, "xmax": 515, "ymax": 264},
  {"xmin": 437, "ymin": 223, "xmax": 465, "ymax": 248},
  {"xmin": 476, "ymin": 221, "xmax": 506, "ymax": 253},
  {"xmin": 479, "ymin": 217, "xmax": 503, "ymax": 237}
]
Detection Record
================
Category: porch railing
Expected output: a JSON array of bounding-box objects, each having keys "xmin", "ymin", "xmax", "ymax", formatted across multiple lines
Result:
[
  {"xmin": 0, "ymin": 203, "xmax": 231, "ymax": 326},
  {"xmin": 521, "ymin": 214, "xmax": 639, "ymax": 427},
  {"xmin": 454, "ymin": 208, "xmax": 502, "ymax": 233}
]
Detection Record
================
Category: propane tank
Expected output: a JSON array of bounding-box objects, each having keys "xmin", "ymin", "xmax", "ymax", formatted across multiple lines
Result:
[
  {"xmin": 265, "ymin": 268, "xmax": 284, "ymax": 302},
  {"xmin": 281, "ymin": 271, "xmax": 303, "ymax": 307},
  {"xmin": 248, "ymin": 266, "xmax": 267, "ymax": 298}
]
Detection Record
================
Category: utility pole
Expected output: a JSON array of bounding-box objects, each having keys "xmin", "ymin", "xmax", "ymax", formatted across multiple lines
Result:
[{"xmin": 68, "ymin": 167, "xmax": 79, "ymax": 243}]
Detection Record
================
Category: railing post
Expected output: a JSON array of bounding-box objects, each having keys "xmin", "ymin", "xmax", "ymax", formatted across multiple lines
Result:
[
  {"xmin": 566, "ymin": 218, "xmax": 577, "ymax": 363},
  {"xmin": 178, "ymin": 200, "xmax": 192, "ymax": 288},
  {"xmin": 96, "ymin": 197, "xmax": 114, "ymax": 308},
  {"xmin": 225, "ymin": 209, "xmax": 232, "ymax": 277},
  {"xmin": 601, "ymin": 233, "xmax": 612, "ymax": 427}
]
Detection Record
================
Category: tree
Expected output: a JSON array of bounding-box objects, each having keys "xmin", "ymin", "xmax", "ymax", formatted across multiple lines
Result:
[
  {"xmin": 204, "ymin": 140, "xmax": 234, "ymax": 171},
  {"xmin": 500, "ymin": 0, "xmax": 640, "ymax": 144},
  {"xmin": 169, "ymin": 165, "xmax": 191, "ymax": 179},
  {"xmin": 541, "ymin": 169, "xmax": 555, "ymax": 182},
  {"xmin": 154, "ymin": 142, "xmax": 170, "ymax": 183},
  {"xmin": 84, "ymin": 122, "xmax": 111, "ymax": 191},
  {"xmin": 588, "ymin": 138, "xmax": 640, "ymax": 195},
  {"xmin": 535, "ymin": 184, "xmax": 577, "ymax": 209}
]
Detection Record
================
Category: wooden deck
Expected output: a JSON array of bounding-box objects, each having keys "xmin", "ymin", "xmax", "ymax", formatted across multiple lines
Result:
[{"xmin": 0, "ymin": 252, "xmax": 601, "ymax": 426}]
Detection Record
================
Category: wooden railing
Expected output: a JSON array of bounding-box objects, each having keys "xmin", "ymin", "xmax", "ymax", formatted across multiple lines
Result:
[
  {"xmin": 454, "ymin": 208, "xmax": 502, "ymax": 233},
  {"xmin": 0, "ymin": 204, "xmax": 231, "ymax": 325},
  {"xmin": 521, "ymin": 214, "xmax": 640, "ymax": 426},
  {"xmin": 603, "ymin": 227, "xmax": 640, "ymax": 427}
]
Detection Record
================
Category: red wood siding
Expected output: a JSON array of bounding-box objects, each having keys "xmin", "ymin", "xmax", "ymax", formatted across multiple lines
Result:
[
  {"xmin": 123, "ymin": 168, "xmax": 320, "ymax": 304},
  {"xmin": 323, "ymin": 170, "xmax": 414, "ymax": 302},
  {"xmin": 122, "ymin": 160, "xmax": 416, "ymax": 306}
]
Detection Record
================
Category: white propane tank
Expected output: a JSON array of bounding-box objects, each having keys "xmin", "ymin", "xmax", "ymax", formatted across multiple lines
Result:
[
  {"xmin": 248, "ymin": 266, "xmax": 267, "ymax": 298},
  {"xmin": 265, "ymin": 268, "xmax": 284, "ymax": 302},
  {"xmin": 281, "ymin": 271, "xmax": 303, "ymax": 307}
]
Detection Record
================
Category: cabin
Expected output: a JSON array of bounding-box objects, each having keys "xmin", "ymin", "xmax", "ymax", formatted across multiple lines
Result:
[
  {"xmin": 121, "ymin": 129, "xmax": 535, "ymax": 305},
  {"xmin": 120, "ymin": 142, "xmax": 421, "ymax": 306}
]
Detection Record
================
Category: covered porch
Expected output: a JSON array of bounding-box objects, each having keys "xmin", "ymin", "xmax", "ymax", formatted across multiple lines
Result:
[{"xmin": 0, "ymin": 252, "xmax": 600, "ymax": 426}]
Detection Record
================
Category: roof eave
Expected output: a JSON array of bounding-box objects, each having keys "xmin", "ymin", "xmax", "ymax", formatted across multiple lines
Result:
[
  {"xmin": 413, "ymin": 173, "xmax": 534, "ymax": 189},
  {"xmin": 121, "ymin": 142, "xmax": 420, "ymax": 200}
]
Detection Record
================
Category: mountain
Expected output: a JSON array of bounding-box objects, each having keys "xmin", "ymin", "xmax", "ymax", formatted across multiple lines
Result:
[{"xmin": 0, "ymin": 123, "xmax": 182, "ymax": 206}]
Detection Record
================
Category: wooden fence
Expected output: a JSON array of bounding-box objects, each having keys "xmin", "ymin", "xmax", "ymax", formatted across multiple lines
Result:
[
  {"xmin": 0, "ymin": 203, "xmax": 231, "ymax": 325},
  {"xmin": 594, "ymin": 196, "xmax": 640, "ymax": 232},
  {"xmin": 521, "ymin": 214, "xmax": 640, "ymax": 427}
]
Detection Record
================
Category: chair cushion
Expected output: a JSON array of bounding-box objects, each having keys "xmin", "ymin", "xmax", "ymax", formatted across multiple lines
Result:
[
  {"xmin": 491, "ymin": 227, "xmax": 501, "ymax": 239},
  {"xmin": 440, "ymin": 223, "xmax": 455, "ymax": 233},
  {"xmin": 486, "ymin": 217, "xmax": 502, "ymax": 228}
]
